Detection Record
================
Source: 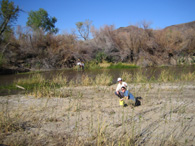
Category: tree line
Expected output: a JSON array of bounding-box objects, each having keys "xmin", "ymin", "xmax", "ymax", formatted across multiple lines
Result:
[{"xmin": 0, "ymin": 0, "xmax": 195, "ymax": 71}]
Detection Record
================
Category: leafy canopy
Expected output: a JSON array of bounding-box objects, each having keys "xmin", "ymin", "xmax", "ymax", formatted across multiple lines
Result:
[
  {"xmin": 0, "ymin": 0, "xmax": 19, "ymax": 36},
  {"xmin": 26, "ymin": 8, "xmax": 58, "ymax": 34}
]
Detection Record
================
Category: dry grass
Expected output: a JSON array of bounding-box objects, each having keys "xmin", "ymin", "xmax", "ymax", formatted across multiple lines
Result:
[
  {"xmin": 179, "ymin": 72, "xmax": 195, "ymax": 81},
  {"xmin": 121, "ymin": 72, "xmax": 133, "ymax": 83},
  {"xmin": 14, "ymin": 73, "xmax": 45, "ymax": 85},
  {"xmin": 1, "ymin": 70, "xmax": 194, "ymax": 145},
  {"xmin": 11, "ymin": 70, "xmax": 195, "ymax": 99},
  {"xmin": 94, "ymin": 73, "xmax": 113, "ymax": 85},
  {"xmin": 99, "ymin": 61, "xmax": 110, "ymax": 68},
  {"xmin": 0, "ymin": 81, "xmax": 195, "ymax": 145},
  {"xmin": 157, "ymin": 70, "xmax": 175, "ymax": 82}
]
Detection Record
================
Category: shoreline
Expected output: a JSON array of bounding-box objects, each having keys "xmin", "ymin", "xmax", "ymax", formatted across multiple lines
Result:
[{"xmin": 1, "ymin": 63, "xmax": 194, "ymax": 76}]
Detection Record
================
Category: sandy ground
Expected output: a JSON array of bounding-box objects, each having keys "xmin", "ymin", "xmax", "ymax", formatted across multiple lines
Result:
[{"xmin": 0, "ymin": 82, "xmax": 195, "ymax": 146}]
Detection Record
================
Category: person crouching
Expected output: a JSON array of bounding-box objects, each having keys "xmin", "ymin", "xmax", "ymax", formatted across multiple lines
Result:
[
  {"xmin": 121, "ymin": 86, "xmax": 135, "ymax": 106},
  {"xmin": 115, "ymin": 77, "xmax": 127, "ymax": 99}
]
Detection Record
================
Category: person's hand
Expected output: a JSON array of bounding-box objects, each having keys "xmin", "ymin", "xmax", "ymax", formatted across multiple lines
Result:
[{"xmin": 117, "ymin": 91, "xmax": 119, "ymax": 95}]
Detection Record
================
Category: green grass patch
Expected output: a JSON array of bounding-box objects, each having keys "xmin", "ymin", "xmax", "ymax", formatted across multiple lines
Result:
[
  {"xmin": 108, "ymin": 62, "xmax": 138, "ymax": 69},
  {"xmin": 16, "ymin": 70, "xmax": 43, "ymax": 75},
  {"xmin": 11, "ymin": 72, "xmax": 113, "ymax": 97},
  {"xmin": 84, "ymin": 61, "xmax": 101, "ymax": 70},
  {"xmin": 84, "ymin": 61, "xmax": 138, "ymax": 70},
  {"xmin": 0, "ymin": 84, "xmax": 18, "ymax": 95},
  {"xmin": 0, "ymin": 84, "xmax": 16, "ymax": 90},
  {"xmin": 12, "ymin": 73, "xmax": 68, "ymax": 98}
]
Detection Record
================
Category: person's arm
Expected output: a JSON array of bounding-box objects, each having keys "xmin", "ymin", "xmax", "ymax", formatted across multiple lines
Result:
[
  {"xmin": 123, "ymin": 90, "xmax": 129, "ymax": 100},
  {"xmin": 116, "ymin": 84, "xmax": 120, "ymax": 94},
  {"xmin": 116, "ymin": 84, "xmax": 120, "ymax": 92}
]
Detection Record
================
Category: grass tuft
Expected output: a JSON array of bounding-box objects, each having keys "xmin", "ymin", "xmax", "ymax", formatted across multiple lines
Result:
[
  {"xmin": 94, "ymin": 73, "xmax": 113, "ymax": 86},
  {"xmin": 108, "ymin": 62, "xmax": 138, "ymax": 69}
]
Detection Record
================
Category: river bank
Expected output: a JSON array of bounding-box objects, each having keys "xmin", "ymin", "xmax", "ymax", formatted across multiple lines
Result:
[
  {"xmin": 0, "ymin": 82, "xmax": 195, "ymax": 145},
  {"xmin": 1, "ymin": 65, "xmax": 195, "ymax": 95}
]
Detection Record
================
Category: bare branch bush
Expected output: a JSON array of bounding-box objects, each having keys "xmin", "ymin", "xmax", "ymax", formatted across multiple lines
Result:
[
  {"xmin": 14, "ymin": 26, "xmax": 79, "ymax": 68},
  {"xmin": 90, "ymin": 25, "xmax": 123, "ymax": 62},
  {"xmin": 154, "ymin": 28, "xmax": 184, "ymax": 52},
  {"xmin": 117, "ymin": 25, "xmax": 149, "ymax": 62}
]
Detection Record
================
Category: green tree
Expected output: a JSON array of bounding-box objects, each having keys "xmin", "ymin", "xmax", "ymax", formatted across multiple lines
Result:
[
  {"xmin": 26, "ymin": 8, "xmax": 58, "ymax": 34},
  {"xmin": 95, "ymin": 51, "xmax": 106, "ymax": 63},
  {"xmin": 75, "ymin": 19, "xmax": 92, "ymax": 40},
  {"xmin": 0, "ymin": 0, "xmax": 19, "ymax": 36}
]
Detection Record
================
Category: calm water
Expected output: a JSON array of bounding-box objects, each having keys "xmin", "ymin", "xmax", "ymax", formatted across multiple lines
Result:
[{"xmin": 0, "ymin": 65, "xmax": 195, "ymax": 86}]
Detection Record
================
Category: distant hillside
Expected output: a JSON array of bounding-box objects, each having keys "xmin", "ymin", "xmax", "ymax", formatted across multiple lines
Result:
[{"xmin": 165, "ymin": 21, "xmax": 195, "ymax": 30}]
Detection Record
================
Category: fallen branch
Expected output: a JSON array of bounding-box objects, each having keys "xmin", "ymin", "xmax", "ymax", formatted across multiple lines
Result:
[{"xmin": 16, "ymin": 84, "xmax": 25, "ymax": 90}]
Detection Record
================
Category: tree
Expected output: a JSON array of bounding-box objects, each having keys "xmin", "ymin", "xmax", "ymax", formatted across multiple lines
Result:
[
  {"xmin": 75, "ymin": 19, "xmax": 92, "ymax": 40},
  {"xmin": 0, "ymin": 0, "xmax": 19, "ymax": 36},
  {"xmin": 26, "ymin": 8, "xmax": 58, "ymax": 34},
  {"xmin": 139, "ymin": 20, "xmax": 153, "ymax": 37}
]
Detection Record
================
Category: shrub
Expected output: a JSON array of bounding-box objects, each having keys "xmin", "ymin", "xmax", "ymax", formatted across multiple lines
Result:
[
  {"xmin": 84, "ymin": 61, "xmax": 100, "ymax": 70},
  {"xmin": 95, "ymin": 51, "xmax": 106, "ymax": 63}
]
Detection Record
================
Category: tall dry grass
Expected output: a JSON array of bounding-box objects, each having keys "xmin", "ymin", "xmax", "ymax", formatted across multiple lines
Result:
[
  {"xmin": 121, "ymin": 72, "xmax": 133, "ymax": 83},
  {"xmin": 13, "ymin": 72, "xmax": 113, "ymax": 98},
  {"xmin": 81, "ymin": 74, "xmax": 92, "ymax": 86},
  {"xmin": 12, "ymin": 69, "xmax": 195, "ymax": 99},
  {"xmin": 15, "ymin": 73, "xmax": 45, "ymax": 86},
  {"xmin": 94, "ymin": 73, "xmax": 113, "ymax": 86},
  {"xmin": 1, "ymin": 71, "xmax": 194, "ymax": 145},
  {"xmin": 157, "ymin": 70, "xmax": 175, "ymax": 82},
  {"xmin": 179, "ymin": 72, "xmax": 195, "ymax": 81},
  {"xmin": 121, "ymin": 69, "xmax": 195, "ymax": 84}
]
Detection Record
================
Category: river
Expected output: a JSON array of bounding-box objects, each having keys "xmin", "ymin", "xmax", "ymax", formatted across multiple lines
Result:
[{"xmin": 0, "ymin": 65, "xmax": 195, "ymax": 86}]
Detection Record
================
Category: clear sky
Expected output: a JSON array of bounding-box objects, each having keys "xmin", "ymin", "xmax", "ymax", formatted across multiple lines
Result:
[{"xmin": 12, "ymin": 0, "xmax": 195, "ymax": 34}]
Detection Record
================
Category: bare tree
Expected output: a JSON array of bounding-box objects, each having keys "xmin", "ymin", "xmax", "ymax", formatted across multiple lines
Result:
[
  {"xmin": 119, "ymin": 25, "xmax": 148, "ymax": 62},
  {"xmin": 75, "ymin": 19, "xmax": 92, "ymax": 40},
  {"xmin": 138, "ymin": 20, "xmax": 153, "ymax": 37}
]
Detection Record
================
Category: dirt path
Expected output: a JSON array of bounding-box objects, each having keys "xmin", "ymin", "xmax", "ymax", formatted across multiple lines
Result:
[{"xmin": 0, "ymin": 82, "xmax": 195, "ymax": 145}]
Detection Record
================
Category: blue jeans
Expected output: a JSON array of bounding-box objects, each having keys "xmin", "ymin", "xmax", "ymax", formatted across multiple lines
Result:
[
  {"xmin": 128, "ymin": 92, "xmax": 135, "ymax": 101},
  {"xmin": 115, "ymin": 91, "xmax": 124, "ymax": 99}
]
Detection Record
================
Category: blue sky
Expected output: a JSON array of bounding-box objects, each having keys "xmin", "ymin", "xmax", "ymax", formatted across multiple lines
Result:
[{"xmin": 12, "ymin": 0, "xmax": 195, "ymax": 34}]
